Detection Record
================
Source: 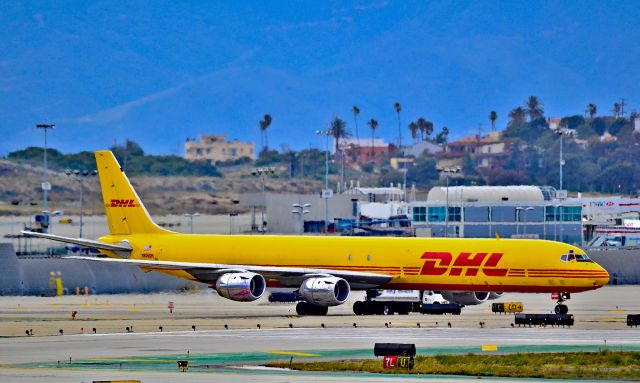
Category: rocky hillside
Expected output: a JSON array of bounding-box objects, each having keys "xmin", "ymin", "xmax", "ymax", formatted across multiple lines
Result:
[{"xmin": 0, "ymin": 159, "xmax": 324, "ymax": 216}]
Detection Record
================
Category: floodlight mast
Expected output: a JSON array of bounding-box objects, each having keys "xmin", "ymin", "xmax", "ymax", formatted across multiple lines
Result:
[{"xmin": 36, "ymin": 123, "xmax": 55, "ymax": 214}]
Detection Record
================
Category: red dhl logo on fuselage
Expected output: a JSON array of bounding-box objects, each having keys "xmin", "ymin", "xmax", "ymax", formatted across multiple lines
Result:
[
  {"xmin": 108, "ymin": 199, "xmax": 138, "ymax": 208},
  {"xmin": 421, "ymin": 252, "xmax": 507, "ymax": 277}
]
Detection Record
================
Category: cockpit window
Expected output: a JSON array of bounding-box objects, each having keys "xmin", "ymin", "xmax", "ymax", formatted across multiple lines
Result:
[
  {"xmin": 575, "ymin": 253, "xmax": 593, "ymax": 262},
  {"xmin": 560, "ymin": 250, "xmax": 593, "ymax": 263}
]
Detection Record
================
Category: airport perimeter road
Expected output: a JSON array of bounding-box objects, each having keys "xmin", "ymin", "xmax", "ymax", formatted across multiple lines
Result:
[
  {"xmin": 1, "ymin": 327, "xmax": 640, "ymax": 383},
  {"xmin": 2, "ymin": 327, "xmax": 640, "ymax": 364},
  {"xmin": 2, "ymin": 367, "xmax": 621, "ymax": 383}
]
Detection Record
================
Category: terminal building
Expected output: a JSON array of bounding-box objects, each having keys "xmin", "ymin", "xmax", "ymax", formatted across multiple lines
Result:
[
  {"xmin": 409, "ymin": 186, "xmax": 583, "ymax": 245},
  {"xmin": 239, "ymin": 185, "xmax": 585, "ymax": 245}
]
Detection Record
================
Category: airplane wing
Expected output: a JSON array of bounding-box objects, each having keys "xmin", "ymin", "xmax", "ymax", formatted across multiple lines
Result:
[
  {"xmin": 63, "ymin": 255, "xmax": 392, "ymax": 289},
  {"xmin": 21, "ymin": 231, "xmax": 132, "ymax": 254}
]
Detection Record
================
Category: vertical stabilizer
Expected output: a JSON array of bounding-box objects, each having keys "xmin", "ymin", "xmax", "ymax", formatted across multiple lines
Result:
[{"xmin": 95, "ymin": 150, "xmax": 169, "ymax": 235}]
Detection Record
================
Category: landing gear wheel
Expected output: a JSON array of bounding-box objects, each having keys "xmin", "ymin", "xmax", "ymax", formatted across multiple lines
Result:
[
  {"xmin": 297, "ymin": 301, "xmax": 328, "ymax": 316},
  {"xmin": 315, "ymin": 305, "xmax": 329, "ymax": 316},
  {"xmin": 555, "ymin": 304, "xmax": 568, "ymax": 315},
  {"xmin": 353, "ymin": 301, "xmax": 365, "ymax": 315},
  {"xmin": 296, "ymin": 301, "xmax": 307, "ymax": 316}
]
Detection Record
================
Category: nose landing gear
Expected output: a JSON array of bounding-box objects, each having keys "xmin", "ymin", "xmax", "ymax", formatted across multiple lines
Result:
[{"xmin": 553, "ymin": 292, "xmax": 570, "ymax": 315}]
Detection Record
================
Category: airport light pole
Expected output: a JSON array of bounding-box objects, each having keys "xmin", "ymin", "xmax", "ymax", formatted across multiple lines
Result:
[
  {"xmin": 183, "ymin": 213, "xmax": 200, "ymax": 233},
  {"xmin": 339, "ymin": 141, "xmax": 346, "ymax": 194},
  {"xmin": 516, "ymin": 206, "xmax": 534, "ymax": 236},
  {"xmin": 556, "ymin": 129, "xmax": 572, "ymax": 191},
  {"xmin": 64, "ymin": 169, "xmax": 97, "ymax": 238},
  {"xmin": 252, "ymin": 167, "xmax": 276, "ymax": 233},
  {"xmin": 437, "ymin": 166, "xmax": 461, "ymax": 237},
  {"xmin": 36, "ymin": 123, "xmax": 55, "ymax": 217},
  {"xmin": 291, "ymin": 203, "xmax": 311, "ymax": 234},
  {"xmin": 316, "ymin": 129, "xmax": 332, "ymax": 234}
]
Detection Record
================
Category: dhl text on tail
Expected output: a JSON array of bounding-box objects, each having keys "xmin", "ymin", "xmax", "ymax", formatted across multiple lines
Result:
[{"xmin": 24, "ymin": 151, "xmax": 609, "ymax": 312}]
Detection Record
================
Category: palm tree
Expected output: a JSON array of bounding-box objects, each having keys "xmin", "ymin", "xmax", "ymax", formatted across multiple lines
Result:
[
  {"xmin": 394, "ymin": 102, "xmax": 402, "ymax": 149},
  {"xmin": 613, "ymin": 103, "xmax": 622, "ymax": 118},
  {"xmin": 416, "ymin": 117, "xmax": 430, "ymax": 141},
  {"xmin": 508, "ymin": 107, "xmax": 527, "ymax": 127},
  {"xmin": 489, "ymin": 111, "xmax": 498, "ymax": 131},
  {"xmin": 330, "ymin": 117, "xmax": 350, "ymax": 154},
  {"xmin": 367, "ymin": 118, "xmax": 378, "ymax": 162},
  {"xmin": 525, "ymin": 96, "xmax": 544, "ymax": 121},
  {"xmin": 352, "ymin": 106, "xmax": 360, "ymax": 143},
  {"xmin": 435, "ymin": 126, "xmax": 449, "ymax": 144},
  {"xmin": 425, "ymin": 120, "xmax": 434, "ymax": 139},
  {"xmin": 259, "ymin": 114, "xmax": 272, "ymax": 152},
  {"xmin": 408, "ymin": 121, "xmax": 418, "ymax": 143},
  {"xmin": 587, "ymin": 103, "xmax": 597, "ymax": 119}
]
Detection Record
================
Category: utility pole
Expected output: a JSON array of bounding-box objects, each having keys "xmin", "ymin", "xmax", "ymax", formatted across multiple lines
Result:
[
  {"xmin": 36, "ymin": 124, "xmax": 55, "ymax": 215},
  {"xmin": 555, "ymin": 129, "xmax": 572, "ymax": 191},
  {"xmin": 437, "ymin": 166, "xmax": 461, "ymax": 237},
  {"xmin": 252, "ymin": 167, "xmax": 276, "ymax": 233},
  {"xmin": 316, "ymin": 130, "xmax": 332, "ymax": 234},
  {"xmin": 64, "ymin": 169, "xmax": 97, "ymax": 237}
]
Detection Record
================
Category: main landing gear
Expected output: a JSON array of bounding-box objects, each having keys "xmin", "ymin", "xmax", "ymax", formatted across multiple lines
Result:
[
  {"xmin": 296, "ymin": 301, "xmax": 328, "ymax": 316},
  {"xmin": 554, "ymin": 292, "xmax": 570, "ymax": 315}
]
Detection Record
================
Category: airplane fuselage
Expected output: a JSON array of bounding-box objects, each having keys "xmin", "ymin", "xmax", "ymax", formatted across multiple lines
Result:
[{"xmin": 99, "ymin": 234, "xmax": 609, "ymax": 293}]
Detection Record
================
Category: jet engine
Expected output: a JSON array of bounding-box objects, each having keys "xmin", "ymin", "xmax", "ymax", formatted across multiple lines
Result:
[
  {"xmin": 441, "ymin": 291, "xmax": 490, "ymax": 306},
  {"xmin": 489, "ymin": 292, "xmax": 504, "ymax": 300},
  {"xmin": 299, "ymin": 277, "xmax": 350, "ymax": 306},
  {"xmin": 215, "ymin": 272, "xmax": 266, "ymax": 302}
]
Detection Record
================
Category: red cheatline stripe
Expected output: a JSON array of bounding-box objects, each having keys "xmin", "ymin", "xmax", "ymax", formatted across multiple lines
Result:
[
  {"xmin": 528, "ymin": 273, "xmax": 607, "ymax": 276},
  {"xmin": 528, "ymin": 272, "xmax": 609, "ymax": 276},
  {"xmin": 528, "ymin": 274, "xmax": 609, "ymax": 278},
  {"xmin": 528, "ymin": 275, "xmax": 608, "ymax": 279},
  {"xmin": 528, "ymin": 269, "xmax": 606, "ymax": 273},
  {"xmin": 384, "ymin": 283, "xmax": 597, "ymax": 293},
  {"xmin": 528, "ymin": 270, "xmax": 607, "ymax": 273},
  {"xmin": 528, "ymin": 272, "xmax": 608, "ymax": 276}
]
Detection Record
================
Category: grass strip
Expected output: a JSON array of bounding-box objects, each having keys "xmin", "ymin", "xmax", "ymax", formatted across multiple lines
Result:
[{"xmin": 267, "ymin": 350, "xmax": 640, "ymax": 380}]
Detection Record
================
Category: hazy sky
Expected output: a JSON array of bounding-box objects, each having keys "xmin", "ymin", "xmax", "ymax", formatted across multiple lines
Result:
[{"xmin": 1, "ymin": 1, "xmax": 639, "ymax": 155}]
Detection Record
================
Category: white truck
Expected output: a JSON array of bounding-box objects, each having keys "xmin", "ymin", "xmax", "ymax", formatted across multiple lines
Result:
[{"xmin": 352, "ymin": 290, "xmax": 450, "ymax": 315}]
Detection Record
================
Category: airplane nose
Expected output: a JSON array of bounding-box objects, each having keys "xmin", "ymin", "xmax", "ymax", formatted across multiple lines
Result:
[{"xmin": 596, "ymin": 266, "xmax": 610, "ymax": 287}]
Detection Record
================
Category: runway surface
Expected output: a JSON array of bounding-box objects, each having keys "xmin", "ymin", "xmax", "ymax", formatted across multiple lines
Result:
[{"xmin": 1, "ymin": 286, "xmax": 640, "ymax": 382}]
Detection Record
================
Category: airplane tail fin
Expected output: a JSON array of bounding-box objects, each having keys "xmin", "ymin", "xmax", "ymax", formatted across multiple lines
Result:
[{"xmin": 95, "ymin": 150, "xmax": 169, "ymax": 235}]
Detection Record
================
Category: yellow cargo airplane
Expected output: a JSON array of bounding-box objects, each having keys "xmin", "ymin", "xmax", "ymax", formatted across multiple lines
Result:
[{"xmin": 24, "ymin": 151, "xmax": 609, "ymax": 315}]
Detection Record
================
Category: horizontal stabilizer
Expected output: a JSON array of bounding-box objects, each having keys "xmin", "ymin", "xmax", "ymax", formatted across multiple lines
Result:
[{"xmin": 21, "ymin": 231, "xmax": 132, "ymax": 253}]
